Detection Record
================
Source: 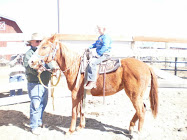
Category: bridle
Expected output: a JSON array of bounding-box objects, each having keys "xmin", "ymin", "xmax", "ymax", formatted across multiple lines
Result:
[
  {"xmin": 36, "ymin": 41, "xmax": 82, "ymax": 73},
  {"xmin": 36, "ymin": 41, "xmax": 83, "ymax": 88},
  {"xmin": 35, "ymin": 41, "xmax": 59, "ymax": 68}
]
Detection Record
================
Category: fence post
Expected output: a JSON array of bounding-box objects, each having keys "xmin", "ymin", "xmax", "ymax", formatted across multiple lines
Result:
[
  {"xmin": 164, "ymin": 42, "xmax": 169, "ymax": 68},
  {"xmin": 174, "ymin": 57, "xmax": 177, "ymax": 76},
  {"xmin": 131, "ymin": 41, "xmax": 138, "ymax": 59}
]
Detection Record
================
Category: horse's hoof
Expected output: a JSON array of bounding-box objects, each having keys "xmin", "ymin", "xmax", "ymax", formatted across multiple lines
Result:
[
  {"xmin": 76, "ymin": 126, "xmax": 85, "ymax": 132},
  {"xmin": 65, "ymin": 130, "xmax": 74, "ymax": 136},
  {"xmin": 129, "ymin": 130, "xmax": 133, "ymax": 135},
  {"xmin": 129, "ymin": 126, "xmax": 134, "ymax": 135},
  {"xmin": 76, "ymin": 126, "xmax": 81, "ymax": 132}
]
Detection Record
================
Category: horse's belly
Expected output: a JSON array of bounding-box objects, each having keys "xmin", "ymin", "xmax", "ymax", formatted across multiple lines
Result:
[
  {"xmin": 91, "ymin": 67, "xmax": 123, "ymax": 96},
  {"xmin": 90, "ymin": 86, "xmax": 123, "ymax": 96}
]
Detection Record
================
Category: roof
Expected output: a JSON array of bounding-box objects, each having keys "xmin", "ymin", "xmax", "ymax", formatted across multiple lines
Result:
[{"xmin": 0, "ymin": 14, "xmax": 23, "ymax": 32}]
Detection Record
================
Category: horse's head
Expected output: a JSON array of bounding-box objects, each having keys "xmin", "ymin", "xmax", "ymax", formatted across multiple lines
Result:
[{"xmin": 29, "ymin": 34, "xmax": 59, "ymax": 70}]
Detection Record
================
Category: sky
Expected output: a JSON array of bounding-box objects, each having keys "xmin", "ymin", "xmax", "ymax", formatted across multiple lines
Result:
[{"xmin": 0, "ymin": 0, "xmax": 187, "ymax": 37}]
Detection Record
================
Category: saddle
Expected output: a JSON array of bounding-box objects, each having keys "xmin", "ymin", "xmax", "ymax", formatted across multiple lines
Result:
[{"xmin": 80, "ymin": 50, "xmax": 121, "ymax": 74}]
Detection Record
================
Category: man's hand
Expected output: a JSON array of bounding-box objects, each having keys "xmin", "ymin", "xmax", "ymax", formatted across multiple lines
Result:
[
  {"xmin": 51, "ymin": 68, "xmax": 60, "ymax": 78},
  {"xmin": 52, "ymin": 68, "xmax": 60, "ymax": 73},
  {"xmin": 37, "ymin": 65, "xmax": 46, "ymax": 73}
]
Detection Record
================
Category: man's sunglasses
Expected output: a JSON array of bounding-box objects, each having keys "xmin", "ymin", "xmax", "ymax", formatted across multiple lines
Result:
[{"xmin": 36, "ymin": 40, "xmax": 42, "ymax": 43}]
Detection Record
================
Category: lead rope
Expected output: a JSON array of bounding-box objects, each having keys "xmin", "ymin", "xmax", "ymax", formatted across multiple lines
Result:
[
  {"xmin": 51, "ymin": 71, "xmax": 61, "ymax": 111},
  {"xmin": 37, "ymin": 68, "xmax": 61, "ymax": 89},
  {"xmin": 50, "ymin": 76, "xmax": 55, "ymax": 111},
  {"xmin": 37, "ymin": 69, "xmax": 61, "ymax": 111}
]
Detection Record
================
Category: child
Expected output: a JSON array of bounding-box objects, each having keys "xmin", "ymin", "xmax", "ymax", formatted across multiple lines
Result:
[{"xmin": 84, "ymin": 25, "xmax": 112, "ymax": 89}]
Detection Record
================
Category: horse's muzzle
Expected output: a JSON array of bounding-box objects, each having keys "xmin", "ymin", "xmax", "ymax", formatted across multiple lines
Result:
[{"xmin": 28, "ymin": 56, "xmax": 44, "ymax": 69}]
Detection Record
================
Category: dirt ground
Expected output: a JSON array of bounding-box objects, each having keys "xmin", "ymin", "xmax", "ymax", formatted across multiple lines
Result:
[{"xmin": 0, "ymin": 75, "xmax": 187, "ymax": 140}]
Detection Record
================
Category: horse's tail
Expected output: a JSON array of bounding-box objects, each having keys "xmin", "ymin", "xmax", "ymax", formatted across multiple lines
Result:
[{"xmin": 149, "ymin": 67, "xmax": 159, "ymax": 118}]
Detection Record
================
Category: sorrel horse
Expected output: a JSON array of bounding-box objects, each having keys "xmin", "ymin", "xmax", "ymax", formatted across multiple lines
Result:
[{"xmin": 29, "ymin": 35, "xmax": 158, "ymax": 135}]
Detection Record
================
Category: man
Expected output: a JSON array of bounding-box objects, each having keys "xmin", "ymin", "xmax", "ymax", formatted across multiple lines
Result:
[
  {"xmin": 84, "ymin": 25, "xmax": 112, "ymax": 89},
  {"xmin": 23, "ymin": 33, "xmax": 55, "ymax": 135}
]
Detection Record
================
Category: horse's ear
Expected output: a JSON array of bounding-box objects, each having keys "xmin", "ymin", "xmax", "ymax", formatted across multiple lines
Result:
[{"xmin": 49, "ymin": 34, "xmax": 58, "ymax": 43}]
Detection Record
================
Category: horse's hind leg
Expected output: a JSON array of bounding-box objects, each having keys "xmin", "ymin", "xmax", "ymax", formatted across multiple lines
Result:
[
  {"xmin": 129, "ymin": 112, "xmax": 138, "ymax": 134},
  {"xmin": 129, "ymin": 98, "xmax": 146, "ymax": 134}
]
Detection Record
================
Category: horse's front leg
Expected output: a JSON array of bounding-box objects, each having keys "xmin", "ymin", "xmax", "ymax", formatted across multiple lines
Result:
[
  {"xmin": 65, "ymin": 94, "xmax": 78, "ymax": 135},
  {"xmin": 66, "ymin": 90, "xmax": 83, "ymax": 135}
]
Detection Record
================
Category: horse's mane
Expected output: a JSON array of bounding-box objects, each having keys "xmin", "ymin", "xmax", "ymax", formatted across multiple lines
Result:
[
  {"xmin": 59, "ymin": 42, "xmax": 81, "ymax": 74},
  {"xmin": 41, "ymin": 35, "xmax": 81, "ymax": 75}
]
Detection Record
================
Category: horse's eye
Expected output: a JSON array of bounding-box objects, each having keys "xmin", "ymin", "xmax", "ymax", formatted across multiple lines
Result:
[{"xmin": 42, "ymin": 46, "xmax": 47, "ymax": 49}]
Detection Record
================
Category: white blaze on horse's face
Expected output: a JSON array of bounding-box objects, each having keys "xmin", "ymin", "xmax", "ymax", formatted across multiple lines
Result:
[
  {"xmin": 28, "ymin": 49, "xmax": 43, "ymax": 69},
  {"xmin": 28, "ymin": 39, "xmax": 53, "ymax": 69}
]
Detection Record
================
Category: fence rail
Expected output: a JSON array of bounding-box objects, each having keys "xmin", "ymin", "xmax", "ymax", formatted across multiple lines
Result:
[{"xmin": 143, "ymin": 57, "xmax": 187, "ymax": 79}]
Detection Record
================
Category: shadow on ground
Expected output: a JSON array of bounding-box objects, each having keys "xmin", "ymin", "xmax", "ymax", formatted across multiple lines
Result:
[{"xmin": 0, "ymin": 110, "xmax": 131, "ymax": 138}]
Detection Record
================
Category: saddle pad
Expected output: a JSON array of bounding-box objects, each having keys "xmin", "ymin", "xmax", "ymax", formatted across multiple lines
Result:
[
  {"xmin": 80, "ymin": 58, "xmax": 121, "ymax": 74},
  {"xmin": 99, "ymin": 59, "xmax": 121, "ymax": 74}
]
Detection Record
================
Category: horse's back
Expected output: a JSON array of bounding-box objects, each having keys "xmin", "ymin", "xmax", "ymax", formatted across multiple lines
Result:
[
  {"xmin": 121, "ymin": 57, "xmax": 148, "ymax": 68},
  {"xmin": 121, "ymin": 57, "xmax": 150, "ymax": 76}
]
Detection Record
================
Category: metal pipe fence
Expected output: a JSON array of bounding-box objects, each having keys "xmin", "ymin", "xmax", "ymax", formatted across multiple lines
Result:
[{"xmin": 143, "ymin": 57, "xmax": 187, "ymax": 79}]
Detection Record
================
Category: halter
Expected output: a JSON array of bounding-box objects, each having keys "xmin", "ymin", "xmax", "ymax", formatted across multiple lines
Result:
[
  {"xmin": 34, "ymin": 41, "xmax": 59, "ymax": 73},
  {"xmin": 50, "ymin": 42, "xmax": 59, "ymax": 60},
  {"xmin": 37, "ymin": 41, "xmax": 82, "ymax": 89},
  {"xmin": 36, "ymin": 41, "xmax": 59, "ymax": 61}
]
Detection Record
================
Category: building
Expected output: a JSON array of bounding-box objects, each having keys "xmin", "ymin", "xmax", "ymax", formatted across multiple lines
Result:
[
  {"xmin": 0, "ymin": 16, "xmax": 23, "ymax": 47},
  {"xmin": 0, "ymin": 16, "xmax": 22, "ymax": 33},
  {"xmin": 0, "ymin": 16, "xmax": 26, "ymax": 61}
]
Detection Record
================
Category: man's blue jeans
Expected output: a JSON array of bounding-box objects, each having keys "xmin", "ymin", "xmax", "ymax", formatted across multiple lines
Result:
[
  {"xmin": 87, "ymin": 54, "xmax": 109, "ymax": 82},
  {"xmin": 9, "ymin": 75, "xmax": 24, "ymax": 96},
  {"xmin": 27, "ymin": 83, "xmax": 48, "ymax": 130}
]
